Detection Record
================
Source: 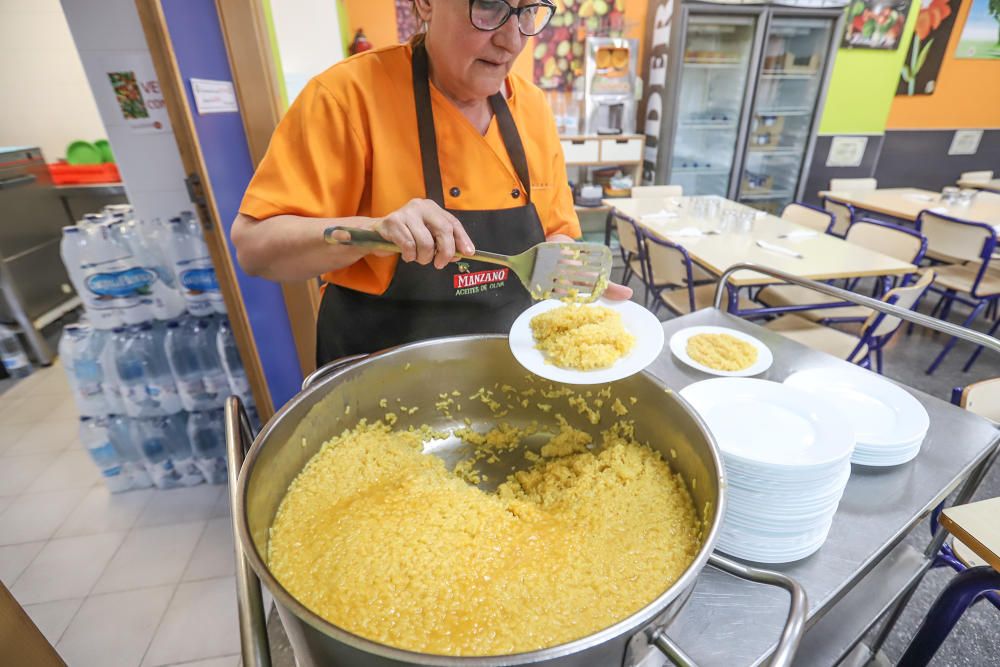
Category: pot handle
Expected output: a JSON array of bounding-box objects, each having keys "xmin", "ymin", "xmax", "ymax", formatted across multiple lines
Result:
[
  {"xmin": 225, "ymin": 396, "xmax": 273, "ymax": 667},
  {"xmin": 650, "ymin": 554, "xmax": 807, "ymax": 667},
  {"xmin": 301, "ymin": 353, "xmax": 369, "ymax": 391}
]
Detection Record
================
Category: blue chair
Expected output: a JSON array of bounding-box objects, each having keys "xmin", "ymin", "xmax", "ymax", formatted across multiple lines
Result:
[
  {"xmin": 821, "ymin": 197, "xmax": 856, "ymax": 238},
  {"xmin": 763, "ymin": 271, "xmax": 935, "ymax": 374},
  {"xmin": 642, "ymin": 234, "xmax": 753, "ymax": 316},
  {"xmin": 611, "ymin": 213, "xmax": 651, "ymax": 305},
  {"xmin": 915, "ymin": 210, "xmax": 1000, "ymax": 374},
  {"xmin": 755, "ymin": 219, "xmax": 927, "ymax": 323}
]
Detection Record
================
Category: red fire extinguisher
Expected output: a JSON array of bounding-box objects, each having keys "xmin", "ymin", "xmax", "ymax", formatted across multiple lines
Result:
[{"xmin": 350, "ymin": 29, "xmax": 372, "ymax": 55}]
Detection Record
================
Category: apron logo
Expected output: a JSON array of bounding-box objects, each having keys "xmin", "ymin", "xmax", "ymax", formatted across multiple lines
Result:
[{"xmin": 454, "ymin": 268, "xmax": 509, "ymax": 295}]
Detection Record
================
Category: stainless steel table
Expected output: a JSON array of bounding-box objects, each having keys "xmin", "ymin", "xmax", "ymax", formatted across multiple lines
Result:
[{"xmin": 644, "ymin": 308, "xmax": 1000, "ymax": 666}]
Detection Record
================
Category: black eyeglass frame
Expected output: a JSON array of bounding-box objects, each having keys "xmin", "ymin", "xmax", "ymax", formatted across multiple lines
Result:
[{"xmin": 467, "ymin": 0, "xmax": 557, "ymax": 36}]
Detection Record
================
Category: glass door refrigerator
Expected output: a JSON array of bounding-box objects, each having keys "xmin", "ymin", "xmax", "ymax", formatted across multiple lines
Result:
[{"xmin": 642, "ymin": 0, "xmax": 845, "ymax": 210}]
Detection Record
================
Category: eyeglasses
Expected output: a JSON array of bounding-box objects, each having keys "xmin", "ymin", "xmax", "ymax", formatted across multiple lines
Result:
[{"xmin": 468, "ymin": 0, "xmax": 556, "ymax": 36}]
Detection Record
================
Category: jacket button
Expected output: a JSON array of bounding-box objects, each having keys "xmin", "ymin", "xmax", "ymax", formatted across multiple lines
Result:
[
  {"xmin": 450, "ymin": 187, "xmax": 461, "ymax": 197},
  {"xmin": 511, "ymin": 188, "xmax": 521, "ymax": 199}
]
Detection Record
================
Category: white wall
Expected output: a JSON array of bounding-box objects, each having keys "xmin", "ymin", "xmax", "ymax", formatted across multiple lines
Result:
[
  {"xmin": 60, "ymin": 0, "xmax": 195, "ymax": 223},
  {"xmin": 270, "ymin": 0, "xmax": 345, "ymax": 104},
  {"xmin": 0, "ymin": 0, "xmax": 106, "ymax": 161}
]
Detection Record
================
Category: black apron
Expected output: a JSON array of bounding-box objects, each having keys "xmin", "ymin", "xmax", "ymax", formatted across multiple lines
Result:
[{"xmin": 316, "ymin": 42, "xmax": 546, "ymax": 365}]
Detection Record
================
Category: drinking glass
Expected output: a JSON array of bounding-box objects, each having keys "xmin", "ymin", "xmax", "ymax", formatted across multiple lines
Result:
[
  {"xmin": 958, "ymin": 189, "xmax": 977, "ymax": 206},
  {"xmin": 941, "ymin": 186, "xmax": 960, "ymax": 204}
]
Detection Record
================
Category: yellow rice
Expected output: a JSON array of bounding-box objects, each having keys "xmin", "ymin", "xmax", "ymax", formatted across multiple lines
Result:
[
  {"xmin": 530, "ymin": 304, "xmax": 635, "ymax": 370},
  {"xmin": 267, "ymin": 419, "xmax": 701, "ymax": 656},
  {"xmin": 686, "ymin": 333, "xmax": 758, "ymax": 371}
]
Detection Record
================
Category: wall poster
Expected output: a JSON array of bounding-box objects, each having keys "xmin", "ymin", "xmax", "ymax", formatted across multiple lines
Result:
[
  {"xmin": 956, "ymin": 0, "xmax": 1000, "ymax": 58},
  {"xmin": 842, "ymin": 0, "xmax": 911, "ymax": 49},
  {"xmin": 897, "ymin": 0, "xmax": 964, "ymax": 95},
  {"xmin": 103, "ymin": 53, "xmax": 169, "ymax": 134},
  {"xmin": 533, "ymin": 0, "xmax": 626, "ymax": 91}
]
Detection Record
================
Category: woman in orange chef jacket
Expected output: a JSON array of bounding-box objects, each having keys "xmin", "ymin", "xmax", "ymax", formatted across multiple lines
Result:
[{"xmin": 232, "ymin": 0, "xmax": 631, "ymax": 366}]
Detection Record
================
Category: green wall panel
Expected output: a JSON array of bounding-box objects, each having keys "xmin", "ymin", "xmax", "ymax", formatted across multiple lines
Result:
[{"xmin": 818, "ymin": 0, "xmax": 921, "ymax": 135}]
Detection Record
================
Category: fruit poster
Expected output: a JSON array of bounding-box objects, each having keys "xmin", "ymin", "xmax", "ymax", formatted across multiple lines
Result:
[
  {"xmin": 897, "ymin": 0, "xmax": 964, "ymax": 95},
  {"xmin": 842, "ymin": 0, "xmax": 911, "ymax": 49},
  {"xmin": 102, "ymin": 53, "xmax": 169, "ymax": 134},
  {"xmin": 955, "ymin": 0, "xmax": 1000, "ymax": 58},
  {"xmin": 534, "ymin": 0, "xmax": 625, "ymax": 90}
]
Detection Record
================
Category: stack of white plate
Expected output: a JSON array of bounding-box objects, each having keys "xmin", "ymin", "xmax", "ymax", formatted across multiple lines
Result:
[
  {"xmin": 680, "ymin": 378, "xmax": 855, "ymax": 564},
  {"xmin": 784, "ymin": 368, "xmax": 929, "ymax": 466}
]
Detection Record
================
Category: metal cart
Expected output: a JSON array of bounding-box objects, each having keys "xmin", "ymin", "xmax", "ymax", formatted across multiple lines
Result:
[{"xmin": 225, "ymin": 264, "xmax": 1000, "ymax": 667}]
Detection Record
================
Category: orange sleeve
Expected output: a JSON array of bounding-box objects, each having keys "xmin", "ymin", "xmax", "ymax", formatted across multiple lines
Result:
[
  {"xmin": 239, "ymin": 79, "xmax": 368, "ymax": 222},
  {"xmin": 536, "ymin": 105, "xmax": 581, "ymax": 240}
]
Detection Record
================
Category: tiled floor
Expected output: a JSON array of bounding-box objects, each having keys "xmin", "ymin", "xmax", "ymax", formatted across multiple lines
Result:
[{"xmin": 0, "ymin": 362, "xmax": 241, "ymax": 667}]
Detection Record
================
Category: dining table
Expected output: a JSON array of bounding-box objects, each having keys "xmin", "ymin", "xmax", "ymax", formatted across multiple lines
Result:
[
  {"xmin": 820, "ymin": 187, "xmax": 1000, "ymax": 225},
  {"xmin": 957, "ymin": 178, "xmax": 1000, "ymax": 194},
  {"xmin": 604, "ymin": 195, "xmax": 916, "ymax": 315}
]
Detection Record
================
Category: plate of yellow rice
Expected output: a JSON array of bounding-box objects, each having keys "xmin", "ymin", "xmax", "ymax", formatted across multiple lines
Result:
[
  {"xmin": 669, "ymin": 325, "xmax": 772, "ymax": 377},
  {"xmin": 509, "ymin": 298, "xmax": 664, "ymax": 384}
]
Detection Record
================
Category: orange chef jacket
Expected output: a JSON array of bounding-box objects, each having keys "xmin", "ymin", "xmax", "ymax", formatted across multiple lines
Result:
[{"xmin": 239, "ymin": 41, "xmax": 581, "ymax": 296}]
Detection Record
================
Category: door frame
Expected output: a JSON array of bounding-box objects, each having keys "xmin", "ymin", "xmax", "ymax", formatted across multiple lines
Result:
[{"xmin": 134, "ymin": 0, "xmax": 323, "ymax": 417}]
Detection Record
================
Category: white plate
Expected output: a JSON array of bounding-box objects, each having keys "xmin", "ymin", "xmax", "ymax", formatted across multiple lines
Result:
[
  {"xmin": 784, "ymin": 368, "xmax": 929, "ymax": 447},
  {"xmin": 669, "ymin": 326, "xmax": 773, "ymax": 377},
  {"xmin": 508, "ymin": 298, "xmax": 665, "ymax": 384},
  {"xmin": 680, "ymin": 378, "xmax": 855, "ymax": 468}
]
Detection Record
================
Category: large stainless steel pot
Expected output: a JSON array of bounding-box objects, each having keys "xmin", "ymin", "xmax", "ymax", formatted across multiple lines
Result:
[{"xmin": 225, "ymin": 335, "xmax": 807, "ymax": 667}]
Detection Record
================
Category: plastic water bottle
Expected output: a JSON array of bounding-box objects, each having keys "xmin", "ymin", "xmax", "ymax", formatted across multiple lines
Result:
[
  {"xmin": 59, "ymin": 325, "xmax": 110, "ymax": 416},
  {"xmin": 111, "ymin": 219, "xmax": 186, "ymax": 321},
  {"xmin": 107, "ymin": 414, "xmax": 153, "ymax": 489},
  {"xmin": 99, "ymin": 327, "xmax": 127, "ymax": 414},
  {"xmin": 164, "ymin": 318, "xmax": 229, "ymax": 411},
  {"xmin": 134, "ymin": 417, "xmax": 181, "ymax": 489},
  {"xmin": 115, "ymin": 323, "xmax": 183, "ymax": 417},
  {"xmin": 0, "ymin": 325, "xmax": 31, "ymax": 379},
  {"xmin": 103, "ymin": 204, "xmax": 134, "ymax": 219},
  {"xmin": 79, "ymin": 416, "xmax": 131, "ymax": 493},
  {"xmin": 216, "ymin": 319, "xmax": 251, "ymax": 403},
  {"xmin": 187, "ymin": 409, "xmax": 227, "ymax": 484},
  {"xmin": 165, "ymin": 213, "xmax": 226, "ymax": 316},
  {"xmin": 78, "ymin": 223, "xmax": 152, "ymax": 325},
  {"xmin": 61, "ymin": 226, "xmax": 122, "ymax": 329},
  {"xmin": 163, "ymin": 412, "xmax": 203, "ymax": 486}
]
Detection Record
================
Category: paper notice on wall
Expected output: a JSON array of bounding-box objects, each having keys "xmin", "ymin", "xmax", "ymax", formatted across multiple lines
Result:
[
  {"xmin": 948, "ymin": 130, "xmax": 983, "ymax": 156},
  {"xmin": 826, "ymin": 136, "xmax": 868, "ymax": 167},
  {"xmin": 103, "ymin": 53, "xmax": 169, "ymax": 134},
  {"xmin": 190, "ymin": 79, "xmax": 239, "ymax": 114}
]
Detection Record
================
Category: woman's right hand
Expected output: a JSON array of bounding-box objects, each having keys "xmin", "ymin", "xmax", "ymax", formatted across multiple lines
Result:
[{"xmin": 373, "ymin": 198, "xmax": 475, "ymax": 269}]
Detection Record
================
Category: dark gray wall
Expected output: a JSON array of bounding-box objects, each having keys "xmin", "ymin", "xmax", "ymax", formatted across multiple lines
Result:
[
  {"xmin": 801, "ymin": 134, "xmax": 883, "ymax": 206},
  {"xmin": 874, "ymin": 129, "xmax": 1000, "ymax": 190},
  {"xmin": 801, "ymin": 129, "xmax": 1000, "ymax": 206}
]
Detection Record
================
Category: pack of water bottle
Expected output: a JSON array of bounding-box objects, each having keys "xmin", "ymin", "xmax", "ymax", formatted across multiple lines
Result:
[
  {"xmin": 60, "ymin": 205, "xmax": 226, "ymax": 329},
  {"xmin": 62, "ymin": 311, "xmax": 257, "ymax": 492}
]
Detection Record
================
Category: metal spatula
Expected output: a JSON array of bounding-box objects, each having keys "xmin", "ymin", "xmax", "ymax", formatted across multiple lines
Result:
[{"xmin": 324, "ymin": 226, "xmax": 613, "ymax": 302}]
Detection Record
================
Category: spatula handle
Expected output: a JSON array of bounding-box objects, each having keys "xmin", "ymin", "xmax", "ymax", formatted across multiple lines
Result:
[{"xmin": 323, "ymin": 226, "xmax": 511, "ymax": 267}]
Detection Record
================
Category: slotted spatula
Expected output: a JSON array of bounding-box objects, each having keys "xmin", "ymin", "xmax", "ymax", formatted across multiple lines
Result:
[{"xmin": 324, "ymin": 226, "xmax": 613, "ymax": 302}]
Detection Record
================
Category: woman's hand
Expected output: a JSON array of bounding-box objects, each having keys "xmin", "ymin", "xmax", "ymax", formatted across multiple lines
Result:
[{"xmin": 375, "ymin": 199, "xmax": 475, "ymax": 269}]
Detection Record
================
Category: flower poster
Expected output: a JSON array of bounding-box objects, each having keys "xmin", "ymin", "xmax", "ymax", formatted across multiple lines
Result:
[
  {"xmin": 897, "ymin": 0, "xmax": 964, "ymax": 95},
  {"xmin": 956, "ymin": 0, "xmax": 1000, "ymax": 58},
  {"xmin": 842, "ymin": 0, "xmax": 911, "ymax": 49}
]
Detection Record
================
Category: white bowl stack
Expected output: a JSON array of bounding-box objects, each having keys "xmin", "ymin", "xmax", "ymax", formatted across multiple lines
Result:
[
  {"xmin": 680, "ymin": 377, "xmax": 856, "ymax": 564},
  {"xmin": 784, "ymin": 368, "xmax": 929, "ymax": 467}
]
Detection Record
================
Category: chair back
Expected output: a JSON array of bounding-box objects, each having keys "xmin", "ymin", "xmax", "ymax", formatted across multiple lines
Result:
[
  {"xmin": 631, "ymin": 185, "xmax": 683, "ymax": 198},
  {"xmin": 614, "ymin": 216, "xmax": 642, "ymax": 256},
  {"xmin": 961, "ymin": 170, "xmax": 993, "ymax": 183},
  {"xmin": 822, "ymin": 198, "xmax": 854, "ymax": 237},
  {"xmin": 957, "ymin": 378, "xmax": 1000, "ymax": 423},
  {"xmin": 830, "ymin": 177, "xmax": 877, "ymax": 191},
  {"xmin": 917, "ymin": 210, "xmax": 997, "ymax": 266},
  {"xmin": 846, "ymin": 218, "xmax": 927, "ymax": 265},
  {"xmin": 781, "ymin": 202, "xmax": 833, "ymax": 233},
  {"xmin": 643, "ymin": 234, "xmax": 699, "ymax": 315},
  {"xmin": 862, "ymin": 270, "xmax": 935, "ymax": 339}
]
